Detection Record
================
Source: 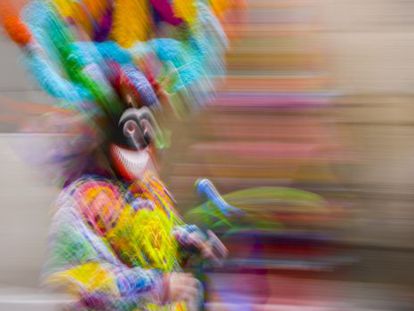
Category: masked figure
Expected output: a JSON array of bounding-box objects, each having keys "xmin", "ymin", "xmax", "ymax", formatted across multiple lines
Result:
[
  {"xmin": 0, "ymin": 0, "xmax": 242, "ymax": 309},
  {"xmin": 46, "ymin": 103, "xmax": 227, "ymax": 310}
]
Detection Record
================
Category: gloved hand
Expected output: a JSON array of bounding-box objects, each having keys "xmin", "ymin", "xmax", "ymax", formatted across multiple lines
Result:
[
  {"xmin": 162, "ymin": 272, "xmax": 202, "ymax": 310},
  {"xmin": 185, "ymin": 229, "xmax": 228, "ymax": 266}
]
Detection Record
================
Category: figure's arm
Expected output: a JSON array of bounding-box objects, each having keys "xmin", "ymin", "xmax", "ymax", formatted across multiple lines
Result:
[{"xmin": 172, "ymin": 179, "xmax": 231, "ymax": 263}]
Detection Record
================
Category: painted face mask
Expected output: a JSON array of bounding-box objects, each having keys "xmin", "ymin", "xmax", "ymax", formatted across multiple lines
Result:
[{"xmin": 110, "ymin": 106, "xmax": 167, "ymax": 181}]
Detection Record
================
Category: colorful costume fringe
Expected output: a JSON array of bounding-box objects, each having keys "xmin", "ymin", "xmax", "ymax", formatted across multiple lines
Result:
[{"xmin": 2, "ymin": 0, "xmax": 231, "ymax": 119}]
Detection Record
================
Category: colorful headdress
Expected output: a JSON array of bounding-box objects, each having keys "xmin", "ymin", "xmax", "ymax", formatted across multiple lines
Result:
[
  {"xmin": 2, "ymin": 0, "xmax": 237, "ymax": 115},
  {"xmin": 1, "ymin": 0, "xmax": 241, "ymax": 183}
]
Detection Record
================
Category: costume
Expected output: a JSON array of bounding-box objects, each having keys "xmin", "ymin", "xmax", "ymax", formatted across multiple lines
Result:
[
  {"xmin": 0, "ymin": 0, "xmax": 240, "ymax": 309},
  {"xmin": 48, "ymin": 173, "xmax": 205, "ymax": 310}
]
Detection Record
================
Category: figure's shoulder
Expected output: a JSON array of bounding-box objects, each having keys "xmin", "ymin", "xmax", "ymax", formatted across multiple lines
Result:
[
  {"xmin": 55, "ymin": 175, "xmax": 126, "ymax": 235},
  {"xmin": 62, "ymin": 175, "xmax": 124, "ymax": 199}
]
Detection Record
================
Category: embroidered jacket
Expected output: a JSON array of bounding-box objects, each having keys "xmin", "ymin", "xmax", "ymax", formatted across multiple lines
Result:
[{"xmin": 45, "ymin": 173, "xmax": 201, "ymax": 310}]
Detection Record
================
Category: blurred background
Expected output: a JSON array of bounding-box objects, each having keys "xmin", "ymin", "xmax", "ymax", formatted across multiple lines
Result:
[{"xmin": 2, "ymin": 0, "xmax": 414, "ymax": 309}]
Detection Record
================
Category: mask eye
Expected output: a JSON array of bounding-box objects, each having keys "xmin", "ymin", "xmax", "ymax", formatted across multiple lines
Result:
[
  {"xmin": 122, "ymin": 119, "xmax": 146, "ymax": 150},
  {"xmin": 143, "ymin": 131, "xmax": 152, "ymax": 146},
  {"xmin": 140, "ymin": 119, "xmax": 154, "ymax": 146},
  {"xmin": 124, "ymin": 119, "xmax": 137, "ymax": 135}
]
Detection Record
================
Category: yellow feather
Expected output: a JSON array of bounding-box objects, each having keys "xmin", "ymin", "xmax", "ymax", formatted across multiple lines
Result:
[
  {"xmin": 111, "ymin": 0, "xmax": 151, "ymax": 48},
  {"xmin": 209, "ymin": 0, "xmax": 231, "ymax": 17},
  {"xmin": 49, "ymin": 262, "xmax": 119, "ymax": 295},
  {"xmin": 106, "ymin": 205, "xmax": 178, "ymax": 271},
  {"xmin": 172, "ymin": 0, "xmax": 197, "ymax": 24}
]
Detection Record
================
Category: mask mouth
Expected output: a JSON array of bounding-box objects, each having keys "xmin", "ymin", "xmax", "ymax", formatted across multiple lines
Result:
[{"xmin": 109, "ymin": 144, "xmax": 154, "ymax": 181}]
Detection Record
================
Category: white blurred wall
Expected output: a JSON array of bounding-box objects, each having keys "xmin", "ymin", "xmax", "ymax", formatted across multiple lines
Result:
[
  {"xmin": 0, "ymin": 136, "xmax": 57, "ymax": 288},
  {"xmin": 0, "ymin": 34, "xmax": 57, "ymax": 288}
]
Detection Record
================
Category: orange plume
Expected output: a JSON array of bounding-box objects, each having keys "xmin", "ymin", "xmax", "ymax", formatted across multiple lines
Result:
[{"xmin": 0, "ymin": 1, "xmax": 32, "ymax": 46}]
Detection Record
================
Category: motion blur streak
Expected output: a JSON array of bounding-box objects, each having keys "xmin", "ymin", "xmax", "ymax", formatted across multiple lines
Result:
[
  {"xmin": 1, "ymin": 0, "xmax": 414, "ymax": 310},
  {"xmin": 160, "ymin": 0, "xmax": 414, "ymax": 310}
]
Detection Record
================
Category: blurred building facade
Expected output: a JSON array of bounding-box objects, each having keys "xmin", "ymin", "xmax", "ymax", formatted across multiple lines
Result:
[{"xmin": 1, "ymin": 0, "xmax": 414, "ymax": 303}]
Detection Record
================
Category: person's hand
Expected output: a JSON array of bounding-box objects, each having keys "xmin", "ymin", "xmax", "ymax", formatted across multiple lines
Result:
[
  {"xmin": 187, "ymin": 230, "xmax": 228, "ymax": 265},
  {"xmin": 163, "ymin": 273, "xmax": 200, "ymax": 307}
]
